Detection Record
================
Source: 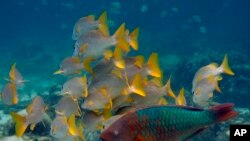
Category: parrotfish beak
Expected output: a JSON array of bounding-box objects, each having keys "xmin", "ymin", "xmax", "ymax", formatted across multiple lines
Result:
[{"xmin": 53, "ymin": 70, "xmax": 64, "ymax": 75}]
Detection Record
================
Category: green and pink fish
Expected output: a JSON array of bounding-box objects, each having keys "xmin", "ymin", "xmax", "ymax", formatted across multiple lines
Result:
[{"xmin": 100, "ymin": 103, "xmax": 238, "ymax": 141}]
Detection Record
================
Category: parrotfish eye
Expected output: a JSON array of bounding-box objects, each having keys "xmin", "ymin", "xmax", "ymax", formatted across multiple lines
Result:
[{"xmin": 113, "ymin": 130, "xmax": 119, "ymax": 136}]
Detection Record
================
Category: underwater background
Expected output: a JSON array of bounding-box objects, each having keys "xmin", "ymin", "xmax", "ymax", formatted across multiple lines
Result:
[{"xmin": 0, "ymin": 0, "xmax": 250, "ymax": 141}]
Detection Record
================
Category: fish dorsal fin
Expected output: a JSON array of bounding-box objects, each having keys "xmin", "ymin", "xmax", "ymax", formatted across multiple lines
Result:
[
  {"xmin": 147, "ymin": 53, "xmax": 162, "ymax": 78},
  {"xmin": 134, "ymin": 55, "xmax": 144, "ymax": 68}
]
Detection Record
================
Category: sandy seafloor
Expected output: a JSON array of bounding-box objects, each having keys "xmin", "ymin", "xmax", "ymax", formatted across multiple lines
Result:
[{"xmin": 0, "ymin": 0, "xmax": 250, "ymax": 141}]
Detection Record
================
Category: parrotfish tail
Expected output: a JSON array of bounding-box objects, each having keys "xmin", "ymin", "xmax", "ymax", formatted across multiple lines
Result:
[
  {"xmin": 10, "ymin": 112, "xmax": 28, "ymax": 137},
  {"xmin": 209, "ymin": 103, "xmax": 238, "ymax": 122}
]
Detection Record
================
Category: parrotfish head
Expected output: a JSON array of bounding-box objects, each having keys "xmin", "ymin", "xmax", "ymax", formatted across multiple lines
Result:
[{"xmin": 100, "ymin": 120, "xmax": 132, "ymax": 141}]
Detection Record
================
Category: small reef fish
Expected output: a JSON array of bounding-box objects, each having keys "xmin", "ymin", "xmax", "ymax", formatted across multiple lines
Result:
[
  {"xmin": 54, "ymin": 56, "xmax": 83, "ymax": 75},
  {"xmin": 61, "ymin": 76, "xmax": 88, "ymax": 99},
  {"xmin": 130, "ymin": 78, "xmax": 177, "ymax": 107},
  {"xmin": 10, "ymin": 96, "xmax": 47, "ymax": 137},
  {"xmin": 192, "ymin": 55, "xmax": 234, "ymax": 107},
  {"xmin": 100, "ymin": 103, "xmax": 238, "ymax": 141},
  {"xmin": 81, "ymin": 73, "xmax": 146, "ymax": 112},
  {"xmin": 1, "ymin": 83, "xmax": 18, "ymax": 105},
  {"xmin": 55, "ymin": 96, "xmax": 81, "ymax": 118},
  {"xmin": 9, "ymin": 63, "xmax": 25, "ymax": 87},
  {"xmin": 72, "ymin": 11, "xmax": 109, "ymax": 40},
  {"xmin": 51, "ymin": 114, "xmax": 86, "ymax": 141}
]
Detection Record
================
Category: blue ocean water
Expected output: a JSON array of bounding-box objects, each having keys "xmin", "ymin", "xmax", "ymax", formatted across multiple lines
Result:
[{"xmin": 0, "ymin": 0, "xmax": 249, "ymax": 141}]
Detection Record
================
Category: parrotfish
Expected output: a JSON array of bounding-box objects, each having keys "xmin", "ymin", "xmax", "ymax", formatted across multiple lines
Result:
[
  {"xmin": 72, "ymin": 11, "xmax": 109, "ymax": 40},
  {"xmin": 10, "ymin": 96, "xmax": 47, "ymax": 137},
  {"xmin": 100, "ymin": 103, "xmax": 238, "ymax": 141}
]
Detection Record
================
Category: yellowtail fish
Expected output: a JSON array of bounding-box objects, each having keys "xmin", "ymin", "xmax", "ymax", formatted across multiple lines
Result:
[
  {"xmin": 100, "ymin": 103, "xmax": 238, "ymax": 141},
  {"xmin": 81, "ymin": 73, "xmax": 146, "ymax": 112},
  {"xmin": 130, "ymin": 78, "xmax": 176, "ymax": 107},
  {"xmin": 10, "ymin": 96, "xmax": 47, "ymax": 137},
  {"xmin": 54, "ymin": 57, "xmax": 83, "ymax": 75},
  {"xmin": 55, "ymin": 96, "xmax": 81, "ymax": 118},
  {"xmin": 193, "ymin": 75, "xmax": 221, "ymax": 107},
  {"xmin": 61, "ymin": 76, "xmax": 88, "ymax": 99},
  {"xmin": 9, "ymin": 63, "xmax": 25, "ymax": 87},
  {"xmin": 50, "ymin": 115, "xmax": 69, "ymax": 139},
  {"xmin": 1, "ymin": 83, "xmax": 18, "ymax": 105},
  {"xmin": 72, "ymin": 11, "xmax": 109, "ymax": 40},
  {"xmin": 51, "ymin": 114, "xmax": 86, "ymax": 141},
  {"xmin": 192, "ymin": 54, "xmax": 234, "ymax": 90},
  {"xmin": 192, "ymin": 55, "xmax": 234, "ymax": 107},
  {"xmin": 73, "ymin": 23, "xmax": 129, "ymax": 71}
]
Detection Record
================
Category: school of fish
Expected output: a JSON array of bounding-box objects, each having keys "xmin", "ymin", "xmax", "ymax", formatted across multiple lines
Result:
[{"xmin": 0, "ymin": 11, "xmax": 237, "ymax": 141}]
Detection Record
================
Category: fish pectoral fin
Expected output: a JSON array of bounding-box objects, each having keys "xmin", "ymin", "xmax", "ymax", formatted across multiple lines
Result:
[
  {"xmin": 183, "ymin": 127, "xmax": 207, "ymax": 141},
  {"xmin": 30, "ymin": 123, "xmax": 36, "ymax": 131},
  {"xmin": 133, "ymin": 135, "xmax": 145, "ymax": 141},
  {"xmin": 83, "ymin": 57, "xmax": 94, "ymax": 74}
]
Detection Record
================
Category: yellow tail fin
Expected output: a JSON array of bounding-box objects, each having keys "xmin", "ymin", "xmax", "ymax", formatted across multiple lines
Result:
[
  {"xmin": 11, "ymin": 83, "xmax": 18, "ymax": 104},
  {"xmin": 10, "ymin": 112, "xmax": 28, "ymax": 137},
  {"xmin": 164, "ymin": 78, "xmax": 176, "ymax": 99},
  {"xmin": 220, "ymin": 54, "xmax": 234, "ymax": 75},
  {"xmin": 98, "ymin": 11, "xmax": 109, "ymax": 36},
  {"xmin": 176, "ymin": 87, "xmax": 186, "ymax": 106},
  {"xmin": 82, "ymin": 75, "xmax": 88, "ymax": 97},
  {"xmin": 68, "ymin": 114, "xmax": 77, "ymax": 136},
  {"xmin": 129, "ymin": 74, "xmax": 146, "ymax": 97},
  {"xmin": 114, "ymin": 23, "xmax": 130, "ymax": 52},
  {"xmin": 134, "ymin": 55, "xmax": 144, "ymax": 68},
  {"xmin": 147, "ymin": 53, "xmax": 162, "ymax": 78},
  {"xmin": 113, "ymin": 46, "xmax": 125, "ymax": 69},
  {"xmin": 9, "ymin": 63, "xmax": 16, "ymax": 82},
  {"xmin": 129, "ymin": 27, "xmax": 139, "ymax": 50}
]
